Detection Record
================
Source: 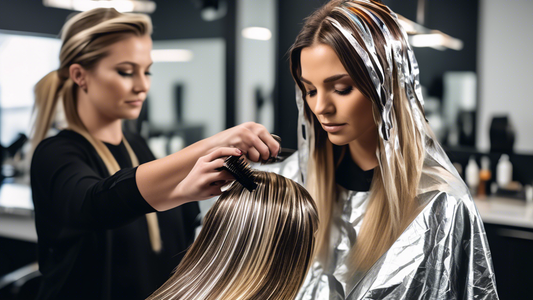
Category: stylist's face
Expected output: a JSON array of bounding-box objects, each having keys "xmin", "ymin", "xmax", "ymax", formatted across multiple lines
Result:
[
  {"xmin": 300, "ymin": 44, "xmax": 375, "ymax": 146},
  {"xmin": 85, "ymin": 34, "xmax": 152, "ymax": 121}
]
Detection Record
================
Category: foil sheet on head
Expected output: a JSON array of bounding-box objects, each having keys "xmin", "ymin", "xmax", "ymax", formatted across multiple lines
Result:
[{"xmin": 261, "ymin": 0, "xmax": 499, "ymax": 299}]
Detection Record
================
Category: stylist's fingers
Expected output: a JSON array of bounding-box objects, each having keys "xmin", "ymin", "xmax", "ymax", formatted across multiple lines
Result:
[
  {"xmin": 216, "ymin": 170, "xmax": 235, "ymax": 181},
  {"xmin": 208, "ymin": 170, "xmax": 234, "ymax": 184},
  {"xmin": 257, "ymin": 130, "xmax": 281, "ymax": 159},
  {"xmin": 206, "ymin": 185, "xmax": 224, "ymax": 197},
  {"xmin": 204, "ymin": 159, "xmax": 235, "ymax": 180},
  {"xmin": 177, "ymin": 147, "xmax": 243, "ymax": 202},
  {"xmin": 203, "ymin": 173, "xmax": 232, "ymax": 196},
  {"xmin": 242, "ymin": 123, "xmax": 272, "ymax": 161},
  {"xmin": 250, "ymin": 136, "xmax": 270, "ymax": 161},
  {"xmin": 202, "ymin": 147, "xmax": 242, "ymax": 163},
  {"xmin": 245, "ymin": 147, "xmax": 262, "ymax": 162}
]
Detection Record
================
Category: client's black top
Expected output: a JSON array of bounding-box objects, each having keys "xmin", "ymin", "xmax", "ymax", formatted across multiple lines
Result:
[
  {"xmin": 31, "ymin": 130, "xmax": 199, "ymax": 300},
  {"xmin": 335, "ymin": 150, "xmax": 374, "ymax": 192}
]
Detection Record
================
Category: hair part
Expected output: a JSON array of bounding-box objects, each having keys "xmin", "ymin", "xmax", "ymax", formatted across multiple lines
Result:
[
  {"xmin": 289, "ymin": 0, "xmax": 426, "ymax": 272},
  {"xmin": 148, "ymin": 171, "xmax": 319, "ymax": 300}
]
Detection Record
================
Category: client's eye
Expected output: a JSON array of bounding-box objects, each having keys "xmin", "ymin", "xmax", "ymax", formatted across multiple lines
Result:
[
  {"xmin": 335, "ymin": 86, "xmax": 353, "ymax": 96},
  {"xmin": 306, "ymin": 90, "xmax": 317, "ymax": 97},
  {"xmin": 118, "ymin": 70, "xmax": 133, "ymax": 77}
]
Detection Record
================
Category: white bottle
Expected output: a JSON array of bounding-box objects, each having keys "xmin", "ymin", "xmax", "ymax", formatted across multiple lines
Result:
[
  {"xmin": 465, "ymin": 157, "xmax": 479, "ymax": 193},
  {"xmin": 496, "ymin": 154, "xmax": 513, "ymax": 188}
]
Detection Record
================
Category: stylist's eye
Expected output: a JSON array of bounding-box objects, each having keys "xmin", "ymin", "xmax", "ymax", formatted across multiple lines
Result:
[
  {"xmin": 306, "ymin": 90, "xmax": 317, "ymax": 97},
  {"xmin": 145, "ymin": 71, "xmax": 152, "ymax": 76},
  {"xmin": 335, "ymin": 86, "xmax": 353, "ymax": 96},
  {"xmin": 118, "ymin": 70, "xmax": 133, "ymax": 77}
]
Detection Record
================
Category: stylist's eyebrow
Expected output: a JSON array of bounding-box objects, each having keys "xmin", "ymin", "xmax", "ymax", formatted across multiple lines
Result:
[
  {"xmin": 117, "ymin": 61, "xmax": 154, "ymax": 68},
  {"xmin": 300, "ymin": 74, "xmax": 349, "ymax": 84}
]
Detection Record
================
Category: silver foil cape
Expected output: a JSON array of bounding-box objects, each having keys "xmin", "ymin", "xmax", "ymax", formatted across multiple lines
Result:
[
  {"xmin": 260, "ymin": 149, "xmax": 498, "ymax": 299},
  {"xmin": 259, "ymin": 0, "xmax": 499, "ymax": 298}
]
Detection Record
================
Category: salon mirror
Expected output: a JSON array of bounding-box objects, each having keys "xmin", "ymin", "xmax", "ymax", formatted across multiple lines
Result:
[{"xmin": 382, "ymin": 0, "xmax": 533, "ymax": 155}]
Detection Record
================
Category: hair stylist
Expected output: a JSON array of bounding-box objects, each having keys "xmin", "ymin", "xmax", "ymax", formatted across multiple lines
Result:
[{"xmin": 29, "ymin": 8, "xmax": 280, "ymax": 300}]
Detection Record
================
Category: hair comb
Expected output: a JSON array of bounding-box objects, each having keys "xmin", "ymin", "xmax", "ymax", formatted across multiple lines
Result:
[
  {"xmin": 261, "ymin": 134, "xmax": 296, "ymax": 164},
  {"xmin": 221, "ymin": 155, "xmax": 258, "ymax": 192}
]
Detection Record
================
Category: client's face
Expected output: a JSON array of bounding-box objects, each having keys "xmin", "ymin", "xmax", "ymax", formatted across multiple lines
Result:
[{"xmin": 300, "ymin": 43, "xmax": 376, "ymax": 147}]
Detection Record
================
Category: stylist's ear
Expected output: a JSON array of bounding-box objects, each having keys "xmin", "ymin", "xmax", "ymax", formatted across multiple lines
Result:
[{"xmin": 69, "ymin": 64, "xmax": 88, "ymax": 93}]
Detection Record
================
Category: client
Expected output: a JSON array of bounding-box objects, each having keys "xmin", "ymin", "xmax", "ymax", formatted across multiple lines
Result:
[{"xmin": 147, "ymin": 171, "xmax": 318, "ymax": 300}]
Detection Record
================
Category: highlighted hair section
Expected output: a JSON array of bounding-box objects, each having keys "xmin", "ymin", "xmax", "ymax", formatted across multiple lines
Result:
[{"xmin": 148, "ymin": 171, "xmax": 319, "ymax": 300}]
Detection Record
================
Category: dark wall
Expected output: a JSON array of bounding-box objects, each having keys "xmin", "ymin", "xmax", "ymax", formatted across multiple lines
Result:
[
  {"xmin": 275, "ymin": 0, "xmax": 328, "ymax": 149},
  {"xmin": 151, "ymin": 1, "xmax": 227, "ymax": 40},
  {"xmin": 275, "ymin": 0, "xmax": 479, "ymax": 149},
  {"xmin": 0, "ymin": 0, "xmax": 72, "ymax": 36},
  {"xmin": 0, "ymin": 0, "xmax": 227, "ymax": 39}
]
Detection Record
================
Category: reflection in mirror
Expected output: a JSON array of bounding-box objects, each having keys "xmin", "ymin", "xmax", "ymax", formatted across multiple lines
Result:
[
  {"xmin": 0, "ymin": 31, "xmax": 60, "ymax": 147},
  {"xmin": 145, "ymin": 38, "xmax": 225, "ymax": 158},
  {"xmin": 442, "ymin": 71, "xmax": 477, "ymax": 148},
  {"xmin": 236, "ymin": 0, "xmax": 276, "ymax": 132},
  {"xmin": 478, "ymin": 0, "xmax": 533, "ymax": 154}
]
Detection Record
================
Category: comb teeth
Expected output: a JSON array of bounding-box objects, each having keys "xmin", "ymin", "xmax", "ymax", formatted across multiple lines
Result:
[{"xmin": 223, "ymin": 156, "xmax": 258, "ymax": 192}]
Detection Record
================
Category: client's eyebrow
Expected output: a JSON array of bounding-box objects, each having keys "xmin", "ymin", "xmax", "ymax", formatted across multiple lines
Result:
[{"xmin": 300, "ymin": 74, "xmax": 349, "ymax": 85}]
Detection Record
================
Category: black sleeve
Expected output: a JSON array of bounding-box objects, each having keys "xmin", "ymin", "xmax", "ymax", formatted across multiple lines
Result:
[{"xmin": 31, "ymin": 136, "xmax": 156, "ymax": 230}]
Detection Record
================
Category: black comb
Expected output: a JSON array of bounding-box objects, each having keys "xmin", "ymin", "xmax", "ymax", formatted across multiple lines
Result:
[{"xmin": 222, "ymin": 155, "xmax": 258, "ymax": 192}]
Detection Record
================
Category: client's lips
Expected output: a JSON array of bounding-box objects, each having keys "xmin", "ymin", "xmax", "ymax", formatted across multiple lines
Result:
[
  {"xmin": 321, "ymin": 123, "xmax": 346, "ymax": 133},
  {"xmin": 125, "ymin": 99, "xmax": 143, "ymax": 106}
]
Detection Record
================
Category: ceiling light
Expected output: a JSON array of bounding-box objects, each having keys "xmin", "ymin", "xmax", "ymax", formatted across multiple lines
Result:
[
  {"xmin": 398, "ymin": 15, "xmax": 463, "ymax": 51},
  {"xmin": 151, "ymin": 49, "xmax": 194, "ymax": 62},
  {"xmin": 409, "ymin": 32, "xmax": 463, "ymax": 51},
  {"xmin": 396, "ymin": 0, "xmax": 463, "ymax": 51},
  {"xmin": 43, "ymin": 0, "xmax": 156, "ymax": 13},
  {"xmin": 241, "ymin": 27, "xmax": 272, "ymax": 41}
]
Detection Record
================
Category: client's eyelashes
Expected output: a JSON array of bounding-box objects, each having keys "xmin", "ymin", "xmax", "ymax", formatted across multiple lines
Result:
[
  {"xmin": 118, "ymin": 70, "xmax": 133, "ymax": 77},
  {"xmin": 306, "ymin": 90, "xmax": 317, "ymax": 97},
  {"xmin": 335, "ymin": 86, "xmax": 353, "ymax": 96},
  {"xmin": 305, "ymin": 87, "xmax": 352, "ymax": 97}
]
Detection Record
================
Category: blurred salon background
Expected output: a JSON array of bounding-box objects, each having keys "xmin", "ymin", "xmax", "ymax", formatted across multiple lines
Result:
[{"xmin": 0, "ymin": 0, "xmax": 531, "ymax": 299}]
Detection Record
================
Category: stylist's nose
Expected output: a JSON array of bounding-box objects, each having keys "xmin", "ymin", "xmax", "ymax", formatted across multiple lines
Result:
[{"xmin": 133, "ymin": 73, "xmax": 150, "ymax": 94}]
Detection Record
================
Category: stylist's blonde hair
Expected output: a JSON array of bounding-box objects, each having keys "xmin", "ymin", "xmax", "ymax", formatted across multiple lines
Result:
[
  {"xmin": 148, "ymin": 171, "xmax": 319, "ymax": 300},
  {"xmin": 31, "ymin": 8, "xmax": 161, "ymax": 252},
  {"xmin": 290, "ymin": 0, "xmax": 427, "ymax": 272}
]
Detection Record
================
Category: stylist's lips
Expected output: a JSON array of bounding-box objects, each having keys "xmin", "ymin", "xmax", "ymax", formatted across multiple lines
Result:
[
  {"xmin": 125, "ymin": 99, "xmax": 143, "ymax": 106},
  {"xmin": 322, "ymin": 123, "xmax": 346, "ymax": 133}
]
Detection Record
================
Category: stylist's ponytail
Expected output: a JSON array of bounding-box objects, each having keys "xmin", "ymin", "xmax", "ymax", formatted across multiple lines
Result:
[{"xmin": 31, "ymin": 70, "xmax": 65, "ymax": 150}]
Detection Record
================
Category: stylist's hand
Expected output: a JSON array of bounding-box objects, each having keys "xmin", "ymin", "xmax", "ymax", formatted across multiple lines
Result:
[
  {"xmin": 207, "ymin": 122, "xmax": 280, "ymax": 162},
  {"xmin": 175, "ymin": 147, "xmax": 241, "ymax": 202}
]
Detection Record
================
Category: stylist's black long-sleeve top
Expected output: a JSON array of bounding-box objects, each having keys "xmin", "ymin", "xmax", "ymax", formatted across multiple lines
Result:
[{"xmin": 31, "ymin": 130, "xmax": 199, "ymax": 300}]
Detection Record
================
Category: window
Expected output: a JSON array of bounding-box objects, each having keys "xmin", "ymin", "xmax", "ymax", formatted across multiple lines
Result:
[{"xmin": 0, "ymin": 31, "xmax": 61, "ymax": 146}]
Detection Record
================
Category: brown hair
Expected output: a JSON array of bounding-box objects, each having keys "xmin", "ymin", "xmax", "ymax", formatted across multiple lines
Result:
[
  {"xmin": 290, "ymin": 0, "xmax": 425, "ymax": 271},
  {"xmin": 147, "ymin": 171, "xmax": 319, "ymax": 300}
]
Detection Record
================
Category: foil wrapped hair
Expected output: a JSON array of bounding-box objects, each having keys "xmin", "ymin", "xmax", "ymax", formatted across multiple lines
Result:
[
  {"xmin": 331, "ymin": 1, "xmax": 427, "ymax": 143},
  {"xmin": 295, "ymin": 0, "xmax": 445, "ymax": 190}
]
